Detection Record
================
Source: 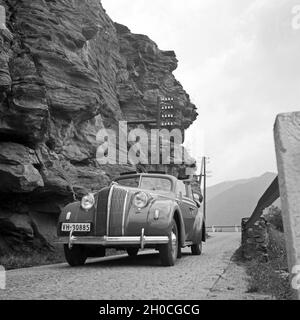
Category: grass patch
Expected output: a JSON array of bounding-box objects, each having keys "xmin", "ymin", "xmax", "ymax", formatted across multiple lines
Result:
[
  {"xmin": 0, "ymin": 245, "xmax": 65, "ymax": 270},
  {"xmin": 0, "ymin": 244, "xmax": 126, "ymax": 270},
  {"xmin": 237, "ymin": 227, "xmax": 293, "ymax": 300}
]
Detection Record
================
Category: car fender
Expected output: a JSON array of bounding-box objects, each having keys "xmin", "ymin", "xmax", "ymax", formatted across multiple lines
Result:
[
  {"xmin": 190, "ymin": 208, "xmax": 204, "ymax": 244},
  {"xmin": 147, "ymin": 199, "xmax": 186, "ymax": 245},
  {"xmin": 57, "ymin": 202, "xmax": 81, "ymax": 230},
  {"xmin": 172, "ymin": 204, "xmax": 186, "ymax": 247},
  {"xmin": 57, "ymin": 201, "xmax": 96, "ymax": 236}
]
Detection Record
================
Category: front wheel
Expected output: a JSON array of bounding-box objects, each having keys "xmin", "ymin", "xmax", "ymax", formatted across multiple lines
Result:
[
  {"xmin": 159, "ymin": 219, "xmax": 178, "ymax": 266},
  {"xmin": 127, "ymin": 248, "xmax": 139, "ymax": 257},
  {"xmin": 64, "ymin": 244, "xmax": 87, "ymax": 267},
  {"xmin": 191, "ymin": 241, "xmax": 202, "ymax": 255}
]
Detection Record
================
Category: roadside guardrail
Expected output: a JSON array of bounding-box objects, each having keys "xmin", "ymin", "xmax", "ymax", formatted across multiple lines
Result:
[{"xmin": 207, "ymin": 226, "xmax": 241, "ymax": 232}]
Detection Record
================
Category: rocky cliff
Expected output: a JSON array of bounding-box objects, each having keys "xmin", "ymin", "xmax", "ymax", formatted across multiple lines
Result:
[{"xmin": 0, "ymin": 0, "xmax": 197, "ymax": 251}]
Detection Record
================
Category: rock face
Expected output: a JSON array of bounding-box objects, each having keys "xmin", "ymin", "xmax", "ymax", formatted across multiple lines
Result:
[
  {"xmin": 0, "ymin": 0, "xmax": 198, "ymax": 249},
  {"xmin": 114, "ymin": 23, "xmax": 197, "ymax": 128},
  {"xmin": 0, "ymin": 142, "xmax": 44, "ymax": 192}
]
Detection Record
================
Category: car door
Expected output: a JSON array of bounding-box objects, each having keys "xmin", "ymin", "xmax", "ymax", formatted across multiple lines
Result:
[
  {"xmin": 183, "ymin": 183, "xmax": 198, "ymax": 240},
  {"xmin": 176, "ymin": 181, "xmax": 197, "ymax": 241}
]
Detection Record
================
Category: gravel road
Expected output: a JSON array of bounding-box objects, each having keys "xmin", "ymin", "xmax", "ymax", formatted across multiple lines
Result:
[{"xmin": 0, "ymin": 233, "xmax": 241, "ymax": 300}]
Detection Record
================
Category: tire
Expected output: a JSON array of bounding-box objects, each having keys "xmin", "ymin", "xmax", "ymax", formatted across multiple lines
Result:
[
  {"xmin": 191, "ymin": 241, "xmax": 202, "ymax": 255},
  {"xmin": 97, "ymin": 246, "xmax": 106, "ymax": 258},
  {"xmin": 64, "ymin": 244, "xmax": 87, "ymax": 267},
  {"xmin": 127, "ymin": 248, "xmax": 139, "ymax": 257},
  {"xmin": 177, "ymin": 245, "xmax": 182, "ymax": 259},
  {"xmin": 159, "ymin": 219, "xmax": 178, "ymax": 266}
]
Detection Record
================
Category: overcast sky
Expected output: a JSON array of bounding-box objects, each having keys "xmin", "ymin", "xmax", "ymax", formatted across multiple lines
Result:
[{"xmin": 102, "ymin": 0, "xmax": 300, "ymax": 185}]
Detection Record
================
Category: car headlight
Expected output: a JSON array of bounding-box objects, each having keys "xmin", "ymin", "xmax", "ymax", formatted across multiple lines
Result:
[
  {"xmin": 133, "ymin": 191, "xmax": 149, "ymax": 209},
  {"xmin": 81, "ymin": 193, "xmax": 95, "ymax": 210}
]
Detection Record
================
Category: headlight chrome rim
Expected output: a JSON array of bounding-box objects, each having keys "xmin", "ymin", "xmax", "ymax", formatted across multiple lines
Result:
[
  {"xmin": 133, "ymin": 191, "xmax": 149, "ymax": 209},
  {"xmin": 81, "ymin": 193, "xmax": 95, "ymax": 210}
]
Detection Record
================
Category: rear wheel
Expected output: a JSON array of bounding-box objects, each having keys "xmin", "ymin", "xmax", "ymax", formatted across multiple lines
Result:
[
  {"xmin": 127, "ymin": 248, "xmax": 139, "ymax": 257},
  {"xmin": 64, "ymin": 244, "xmax": 87, "ymax": 267},
  {"xmin": 177, "ymin": 245, "xmax": 182, "ymax": 259},
  {"xmin": 159, "ymin": 219, "xmax": 178, "ymax": 266},
  {"xmin": 191, "ymin": 241, "xmax": 202, "ymax": 255}
]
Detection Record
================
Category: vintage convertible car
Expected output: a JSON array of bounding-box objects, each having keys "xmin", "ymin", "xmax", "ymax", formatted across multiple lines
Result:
[{"xmin": 57, "ymin": 172, "xmax": 205, "ymax": 267}]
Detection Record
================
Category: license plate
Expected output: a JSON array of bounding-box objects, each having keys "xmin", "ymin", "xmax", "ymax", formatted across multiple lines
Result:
[{"xmin": 61, "ymin": 223, "xmax": 91, "ymax": 232}]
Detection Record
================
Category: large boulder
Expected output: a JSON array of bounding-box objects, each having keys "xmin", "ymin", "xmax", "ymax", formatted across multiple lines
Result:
[
  {"xmin": 0, "ymin": 143, "xmax": 44, "ymax": 193},
  {"xmin": 0, "ymin": 207, "xmax": 53, "ymax": 253}
]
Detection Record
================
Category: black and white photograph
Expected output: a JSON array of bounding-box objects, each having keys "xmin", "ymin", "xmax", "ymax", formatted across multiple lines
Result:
[{"xmin": 0, "ymin": 0, "xmax": 300, "ymax": 308}]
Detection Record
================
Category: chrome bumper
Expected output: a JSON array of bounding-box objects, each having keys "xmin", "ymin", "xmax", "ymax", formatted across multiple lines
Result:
[{"xmin": 56, "ymin": 228, "xmax": 169, "ymax": 250}]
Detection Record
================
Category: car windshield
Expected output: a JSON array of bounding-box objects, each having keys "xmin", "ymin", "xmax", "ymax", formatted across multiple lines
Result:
[
  {"xmin": 116, "ymin": 177, "xmax": 140, "ymax": 188},
  {"xmin": 116, "ymin": 176, "xmax": 172, "ymax": 191},
  {"xmin": 140, "ymin": 177, "xmax": 172, "ymax": 192}
]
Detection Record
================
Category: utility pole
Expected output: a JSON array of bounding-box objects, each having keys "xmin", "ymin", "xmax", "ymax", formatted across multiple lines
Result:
[
  {"xmin": 198, "ymin": 156, "xmax": 210, "ymax": 220},
  {"xmin": 203, "ymin": 156, "xmax": 207, "ymax": 220}
]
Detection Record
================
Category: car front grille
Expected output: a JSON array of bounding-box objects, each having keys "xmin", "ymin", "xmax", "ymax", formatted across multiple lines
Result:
[
  {"xmin": 108, "ymin": 186, "xmax": 128, "ymax": 236},
  {"xmin": 95, "ymin": 187, "xmax": 110, "ymax": 236}
]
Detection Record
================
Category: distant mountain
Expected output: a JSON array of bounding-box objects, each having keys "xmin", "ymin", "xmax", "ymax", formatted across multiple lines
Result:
[
  {"xmin": 206, "ymin": 178, "xmax": 255, "ymax": 201},
  {"xmin": 206, "ymin": 172, "xmax": 278, "ymax": 226}
]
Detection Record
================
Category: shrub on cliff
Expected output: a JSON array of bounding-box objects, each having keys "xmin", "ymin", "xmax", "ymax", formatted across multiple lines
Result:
[{"xmin": 264, "ymin": 206, "xmax": 284, "ymax": 232}]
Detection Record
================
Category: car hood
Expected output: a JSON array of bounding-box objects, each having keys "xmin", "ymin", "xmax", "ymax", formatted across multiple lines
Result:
[{"xmin": 114, "ymin": 186, "xmax": 175, "ymax": 200}]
